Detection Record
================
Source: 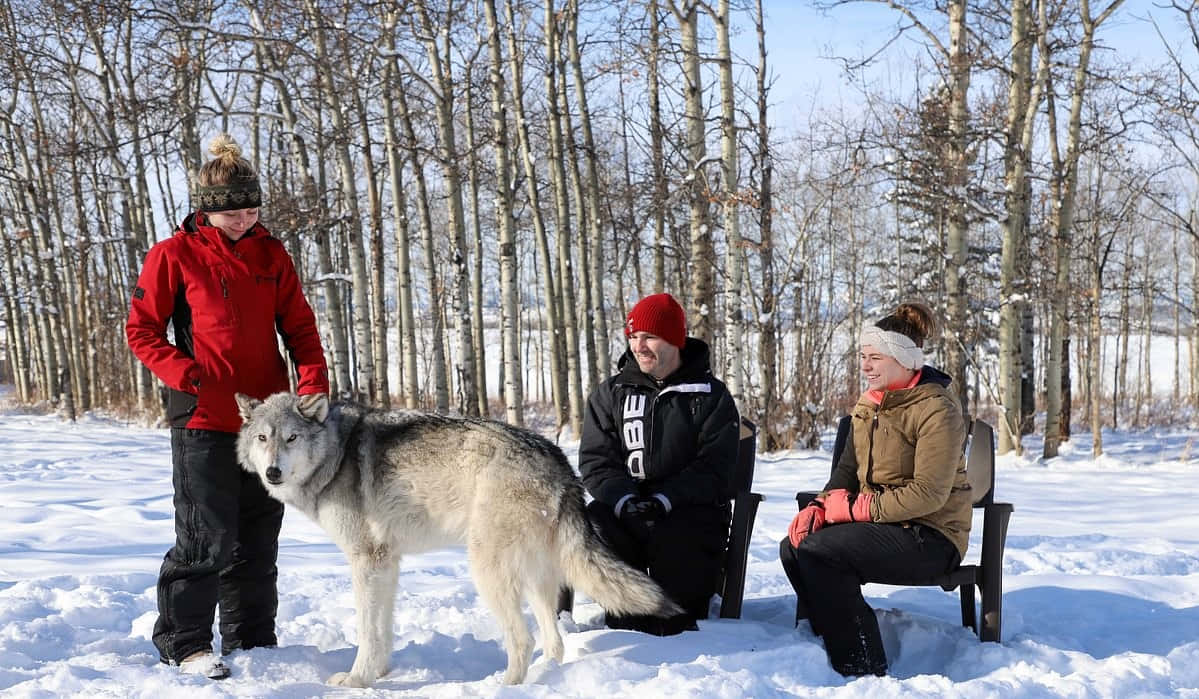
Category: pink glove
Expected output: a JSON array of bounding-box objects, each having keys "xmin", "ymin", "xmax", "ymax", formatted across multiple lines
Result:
[
  {"xmin": 788, "ymin": 501, "xmax": 825, "ymax": 548},
  {"xmin": 822, "ymin": 488, "xmax": 873, "ymax": 524}
]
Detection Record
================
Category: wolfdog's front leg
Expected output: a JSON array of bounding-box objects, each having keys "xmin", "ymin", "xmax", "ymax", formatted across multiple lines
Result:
[{"xmin": 328, "ymin": 552, "xmax": 399, "ymax": 687}]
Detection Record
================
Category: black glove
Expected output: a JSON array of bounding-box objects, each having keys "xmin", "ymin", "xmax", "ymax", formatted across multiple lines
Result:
[{"xmin": 619, "ymin": 496, "xmax": 667, "ymax": 541}]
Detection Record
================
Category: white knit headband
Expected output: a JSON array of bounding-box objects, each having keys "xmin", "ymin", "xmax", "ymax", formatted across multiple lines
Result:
[{"xmin": 859, "ymin": 326, "xmax": 924, "ymax": 370}]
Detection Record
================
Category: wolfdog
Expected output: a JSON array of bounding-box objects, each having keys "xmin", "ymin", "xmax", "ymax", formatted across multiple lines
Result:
[{"xmin": 235, "ymin": 393, "xmax": 681, "ymax": 687}]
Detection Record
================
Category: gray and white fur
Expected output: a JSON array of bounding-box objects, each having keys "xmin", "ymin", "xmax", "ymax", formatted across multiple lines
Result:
[{"xmin": 235, "ymin": 392, "xmax": 681, "ymax": 687}]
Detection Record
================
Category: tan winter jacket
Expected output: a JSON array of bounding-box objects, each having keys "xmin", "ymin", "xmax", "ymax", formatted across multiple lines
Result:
[{"xmin": 828, "ymin": 366, "xmax": 972, "ymax": 558}]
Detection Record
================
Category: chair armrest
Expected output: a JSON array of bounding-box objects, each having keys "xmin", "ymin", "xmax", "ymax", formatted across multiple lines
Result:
[
  {"xmin": 720, "ymin": 491, "xmax": 764, "ymax": 619},
  {"xmin": 795, "ymin": 491, "xmax": 819, "ymax": 509},
  {"xmin": 977, "ymin": 501, "xmax": 1013, "ymax": 642},
  {"xmin": 979, "ymin": 502, "xmax": 1014, "ymax": 574}
]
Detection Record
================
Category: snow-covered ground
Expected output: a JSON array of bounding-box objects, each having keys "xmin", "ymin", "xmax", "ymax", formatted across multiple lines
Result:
[{"xmin": 2, "ymin": 401, "xmax": 1198, "ymax": 697}]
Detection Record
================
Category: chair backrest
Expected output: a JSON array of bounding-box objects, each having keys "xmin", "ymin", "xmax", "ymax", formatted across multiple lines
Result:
[
  {"xmin": 831, "ymin": 415, "xmax": 853, "ymax": 468},
  {"xmin": 965, "ymin": 419, "xmax": 996, "ymax": 507},
  {"xmin": 828, "ymin": 415, "xmax": 997, "ymax": 508},
  {"xmin": 732, "ymin": 417, "xmax": 757, "ymax": 495}
]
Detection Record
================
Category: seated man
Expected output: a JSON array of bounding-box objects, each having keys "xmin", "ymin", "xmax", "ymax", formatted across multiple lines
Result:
[{"xmin": 579, "ymin": 293, "xmax": 740, "ymax": 635}]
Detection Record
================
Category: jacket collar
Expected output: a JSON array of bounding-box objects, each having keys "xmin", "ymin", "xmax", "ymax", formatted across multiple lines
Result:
[
  {"xmin": 861, "ymin": 364, "xmax": 954, "ymax": 410},
  {"xmin": 616, "ymin": 337, "xmax": 713, "ymax": 390},
  {"xmin": 179, "ymin": 211, "xmax": 270, "ymax": 249}
]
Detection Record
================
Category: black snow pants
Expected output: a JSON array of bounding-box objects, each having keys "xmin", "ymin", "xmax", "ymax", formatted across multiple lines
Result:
[
  {"xmin": 586, "ymin": 499, "xmax": 730, "ymax": 633},
  {"xmin": 778, "ymin": 520, "xmax": 960, "ymax": 677},
  {"xmin": 152, "ymin": 428, "xmax": 284, "ymax": 663}
]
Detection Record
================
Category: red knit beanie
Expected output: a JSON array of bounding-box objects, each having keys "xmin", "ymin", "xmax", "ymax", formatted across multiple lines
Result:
[{"xmin": 625, "ymin": 293, "xmax": 687, "ymax": 348}]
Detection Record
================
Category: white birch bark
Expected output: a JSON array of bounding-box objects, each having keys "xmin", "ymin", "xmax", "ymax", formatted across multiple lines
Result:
[
  {"xmin": 997, "ymin": 0, "xmax": 1040, "ymax": 454},
  {"xmin": 412, "ymin": 0, "xmax": 479, "ymax": 415},
  {"xmin": 754, "ymin": 0, "xmax": 777, "ymax": 449},
  {"xmin": 503, "ymin": 0, "xmax": 565, "ymax": 425},
  {"xmin": 381, "ymin": 8, "xmax": 419, "ymax": 409},
  {"xmin": 303, "ymin": 0, "xmax": 374, "ymax": 401},
  {"xmin": 1045, "ymin": 0, "xmax": 1125, "ymax": 458},
  {"xmin": 483, "ymin": 0, "xmax": 524, "ymax": 425},
  {"xmin": 714, "ymin": 0, "xmax": 743, "ymax": 402},
  {"xmin": 394, "ymin": 74, "xmax": 449, "ymax": 412},
  {"xmin": 545, "ymin": 6, "xmax": 583, "ymax": 437},
  {"xmin": 565, "ymin": 0, "xmax": 609, "ymax": 386},
  {"xmin": 668, "ymin": 0, "xmax": 714, "ymax": 343},
  {"xmin": 463, "ymin": 73, "xmax": 490, "ymax": 417}
]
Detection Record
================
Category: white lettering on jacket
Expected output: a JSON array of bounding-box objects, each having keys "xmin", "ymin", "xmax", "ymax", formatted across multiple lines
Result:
[{"xmin": 622, "ymin": 393, "xmax": 647, "ymax": 479}]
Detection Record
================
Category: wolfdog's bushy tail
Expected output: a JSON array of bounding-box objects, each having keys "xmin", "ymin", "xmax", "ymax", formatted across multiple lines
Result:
[{"xmin": 556, "ymin": 492, "xmax": 684, "ymax": 617}]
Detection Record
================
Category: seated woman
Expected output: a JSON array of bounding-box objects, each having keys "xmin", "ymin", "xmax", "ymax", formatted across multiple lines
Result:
[{"xmin": 778, "ymin": 302, "xmax": 972, "ymax": 676}]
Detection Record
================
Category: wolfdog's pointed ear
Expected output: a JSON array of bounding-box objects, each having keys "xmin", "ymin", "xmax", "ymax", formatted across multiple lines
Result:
[
  {"xmin": 296, "ymin": 392, "xmax": 330, "ymax": 424},
  {"xmin": 235, "ymin": 393, "xmax": 261, "ymax": 422}
]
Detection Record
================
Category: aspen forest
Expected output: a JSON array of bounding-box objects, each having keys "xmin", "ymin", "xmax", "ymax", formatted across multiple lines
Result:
[{"xmin": 1, "ymin": 0, "xmax": 1198, "ymax": 459}]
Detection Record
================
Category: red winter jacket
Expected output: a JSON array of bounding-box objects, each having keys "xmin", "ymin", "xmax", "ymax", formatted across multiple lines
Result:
[{"xmin": 127, "ymin": 212, "xmax": 329, "ymax": 433}]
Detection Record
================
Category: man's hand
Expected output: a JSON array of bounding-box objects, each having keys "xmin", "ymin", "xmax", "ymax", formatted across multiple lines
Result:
[{"xmin": 619, "ymin": 496, "xmax": 667, "ymax": 541}]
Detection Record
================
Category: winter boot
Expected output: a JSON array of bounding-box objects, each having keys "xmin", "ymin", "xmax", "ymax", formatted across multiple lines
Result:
[{"xmin": 178, "ymin": 651, "xmax": 231, "ymax": 680}]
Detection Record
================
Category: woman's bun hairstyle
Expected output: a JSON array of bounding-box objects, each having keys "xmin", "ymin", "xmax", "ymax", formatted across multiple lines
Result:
[
  {"xmin": 208, "ymin": 133, "xmax": 243, "ymax": 162},
  {"xmin": 876, "ymin": 302, "xmax": 935, "ymax": 348}
]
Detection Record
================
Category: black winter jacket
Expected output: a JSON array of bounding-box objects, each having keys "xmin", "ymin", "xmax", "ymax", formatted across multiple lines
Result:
[{"xmin": 579, "ymin": 338, "xmax": 740, "ymax": 513}]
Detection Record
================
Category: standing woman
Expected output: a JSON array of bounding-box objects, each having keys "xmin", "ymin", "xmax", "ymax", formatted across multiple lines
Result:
[
  {"xmin": 127, "ymin": 134, "xmax": 329, "ymax": 679},
  {"xmin": 778, "ymin": 302, "xmax": 971, "ymax": 676}
]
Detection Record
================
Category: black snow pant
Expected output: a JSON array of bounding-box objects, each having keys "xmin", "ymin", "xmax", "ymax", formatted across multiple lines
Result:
[
  {"xmin": 152, "ymin": 428, "xmax": 284, "ymax": 663},
  {"xmin": 586, "ymin": 499, "xmax": 730, "ymax": 634},
  {"xmin": 778, "ymin": 520, "xmax": 960, "ymax": 677}
]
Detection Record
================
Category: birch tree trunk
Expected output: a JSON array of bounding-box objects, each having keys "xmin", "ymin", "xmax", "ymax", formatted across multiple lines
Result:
[
  {"xmin": 942, "ymin": 0, "xmax": 971, "ymax": 408},
  {"xmin": 463, "ymin": 73, "xmax": 490, "ymax": 416},
  {"xmin": 647, "ymin": 0, "xmax": 667, "ymax": 293},
  {"xmin": 565, "ymin": 0, "xmax": 609, "ymax": 390},
  {"xmin": 997, "ymin": 0, "xmax": 1035, "ymax": 454},
  {"xmin": 346, "ymin": 37, "xmax": 389, "ymax": 408},
  {"xmin": 1090, "ymin": 251, "xmax": 1104, "ymax": 449},
  {"xmin": 413, "ymin": 0, "xmax": 478, "ymax": 415},
  {"xmin": 395, "ymin": 76, "xmax": 449, "ymax": 412},
  {"xmin": 754, "ymin": 0, "xmax": 777, "ymax": 449},
  {"xmin": 1174, "ymin": 229, "xmax": 1182, "ymax": 404},
  {"xmin": 504, "ymin": 0, "xmax": 565, "ymax": 425},
  {"xmin": 544, "ymin": 6, "xmax": 583, "ymax": 436},
  {"xmin": 67, "ymin": 156, "xmax": 92, "ymax": 411},
  {"xmin": 484, "ymin": 0, "xmax": 523, "ymax": 425},
  {"xmin": 1137, "ymin": 246, "xmax": 1151, "ymax": 426},
  {"xmin": 714, "ymin": 0, "xmax": 743, "ymax": 402},
  {"xmin": 669, "ymin": 0, "xmax": 714, "ymax": 342},
  {"xmin": 1192, "ymin": 227, "xmax": 1199, "ymax": 413},
  {"xmin": 557, "ymin": 105, "xmax": 585, "ymax": 433},
  {"xmin": 381, "ymin": 9, "xmax": 419, "ymax": 409},
  {"xmin": 303, "ymin": 0, "xmax": 374, "ymax": 401},
  {"xmin": 72, "ymin": 13, "xmax": 154, "ymax": 408},
  {"xmin": 0, "ymin": 225, "xmax": 30, "ymax": 402},
  {"xmin": 5, "ymin": 72, "xmax": 71, "ymax": 414},
  {"xmin": 1045, "ymin": 0, "xmax": 1124, "ymax": 458},
  {"xmin": 1115, "ymin": 242, "xmax": 1132, "ymax": 428}
]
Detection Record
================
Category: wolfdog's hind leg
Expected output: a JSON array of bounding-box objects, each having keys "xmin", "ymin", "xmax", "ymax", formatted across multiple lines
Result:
[
  {"xmin": 528, "ymin": 566, "xmax": 565, "ymax": 665},
  {"xmin": 468, "ymin": 540, "xmax": 533, "ymax": 684}
]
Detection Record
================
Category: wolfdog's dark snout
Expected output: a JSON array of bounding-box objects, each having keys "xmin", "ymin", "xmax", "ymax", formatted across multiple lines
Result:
[{"xmin": 265, "ymin": 466, "xmax": 283, "ymax": 484}]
